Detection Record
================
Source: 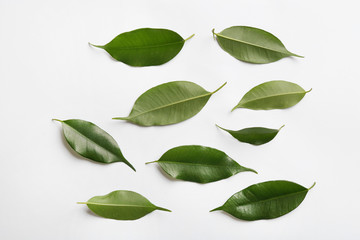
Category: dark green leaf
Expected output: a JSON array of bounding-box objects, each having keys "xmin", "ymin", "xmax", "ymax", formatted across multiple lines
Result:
[
  {"xmin": 217, "ymin": 125, "xmax": 284, "ymax": 145},
  {"xmin": 113, "ymin": 81, "xmax": 226, "ymax": 126},
  {"xmin": 211, "ymin": 180, "xmax": 315, "ymax": 221},
  {"xmin": 90, "ymin": 28, "xmax": 194, "ymax": 67},
  {"xmin": 232, "ymin": 80, "xmax": 311, "ymax": 111},
  {"xmin": 78, "ymin": 190, "xmax": 170, "ymax": 220},
  {"xmin": 146, "ymin": 145, "xmax": 256, "ymax": 183},
  {"xmin": 53, "ymin": 119, "xmax": 135, "ymax": 171},
  {"xmin": 212, "ymin": 26, "xmax": 303, "ymax": 64}
]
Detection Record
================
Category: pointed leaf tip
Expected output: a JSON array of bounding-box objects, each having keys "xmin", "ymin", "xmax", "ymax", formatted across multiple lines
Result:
[
  {"xmin": 156, "ymin": 206, "xmax": 172, "ymax": 212},
  {"xmin": 126, "ymin": 162, "xmax": 136, "ymax": 172},
  {"xmin": 210, "ymin": 206, "xmax": 222, "ymax": 212}
]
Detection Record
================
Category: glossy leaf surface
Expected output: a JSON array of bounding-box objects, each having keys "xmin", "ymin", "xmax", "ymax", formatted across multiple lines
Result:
[
  {"xmin": 78, "ymin": 190, "xmax": 170, "ymax": 220},
  {"xmin": 213, "ymin": 26, "xmax": 302, "ymax": 64},
  {"xmin": 217, "ymin": 125, "xmax": 284, "ymax": 145},
  {"xmin": 53, "ymin": 119, "xmax": 135, "ymax": 171},
  {"xmin": 147, "ymin": 145, "xmax": 256, "ymax": 183},
  {"xmin": 232, "ymin": 80, "xmax": 311, "ymax": 111},
  {"xmin": 211, "ymin": 180, "xmax": 315, "ymax": 221},
  {"xmin": 91, "ymin": 28, "xmax": 194, "ymax": 66},
  {"xmin": 114, "ymin": 81, "xmax": 226, "ymax": 126}
]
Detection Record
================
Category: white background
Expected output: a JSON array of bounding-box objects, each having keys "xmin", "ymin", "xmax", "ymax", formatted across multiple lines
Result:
[{"xmin": 1, "ymin": 0, "xmax": 359, "ymax": 239}]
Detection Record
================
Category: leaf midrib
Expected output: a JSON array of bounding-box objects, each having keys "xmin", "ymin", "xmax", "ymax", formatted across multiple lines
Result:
[
  {"xmin": 238, "ymin": 91, "xmax": 305, "ymax": 106},
  {"xmin": 107, "ymin": 40, "xmax": 184, "ymax": 51},
  {"xmin": 159, "ymin": 160, "xmax": 232, "ymax": 168},
  {"xmin": 215, "ymin": 33, "xmax": 291, "ymax": 56},
  {"xmin": 64, "ymin": 122, "xmax": 120, "ymax": 160},
  {"xmin": 232, "ymin": 189, "xmax": 308, "ymax": 208},
  {"xmin": 84, "ymin": 202, "xmax": 154, "ymax": 208},
  {"xmin": 127, "ymin": 91, "xmax": 211, "ymax": 120}
]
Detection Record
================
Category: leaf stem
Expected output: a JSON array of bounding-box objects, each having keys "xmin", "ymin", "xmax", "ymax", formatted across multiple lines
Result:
[
  {"xmin": 77, "ymin": 202, "xmax": 87, "ymax": 205},
  {"xmin": 308, "ymin": 182, "xmax": 316, "ymax": 190},
  {"xmin": 279, "ymin": 125, "xmax": 285, "ymax": 131},
  {"xmin": 211, "ymin": 28, "xmax": 217, "ymax": 40},
  {"xmin": 306, "ymin": 88, "xmax": 313, "ymax": 93},
  {"xmin": 52, "ymin": 119, "xmax": 62, "ymax": 122},
  {"xmin": 145, "ymin": 160, "xmax": 158, "ymax": 165},
  {"xmin": 112, "ymin": 117, "xmax": 129, "ymax": 120},
  {"xmin": 184, "ymin": 34, "xmax": 195, "ymax": 42},
  {"xmin": 211, "ymin": 82, "xmax": 227, "ymax": 94},
  {"xmin": 88, "ymin": 42, "xmax": 104, "ymax": 49}
]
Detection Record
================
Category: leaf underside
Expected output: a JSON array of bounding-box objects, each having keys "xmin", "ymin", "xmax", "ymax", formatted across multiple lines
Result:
[
  {"xmin": 92, "ymin": 28, "xmax": 187, "ymax": 66},
  {"xmin": 214, "ymin": 26, "xmax": 302, "ymax": 64},
  {"xmin": 211, "ymin": 180, "xmax": 314, "ymax": 221},
  {"xmin": 150, "ymin": 145, "xmax": 256, "ymax": 183},
  {"xmin": 233, "ymin": 80, "xmax": 309, "ymax": 111},
  {"xmin": 114, "ymin": 81, "xmax": 226, "ymax": 126},
  {"xmin": 80, "ymin": 190, "xmax": 170, "ymax": 220}
]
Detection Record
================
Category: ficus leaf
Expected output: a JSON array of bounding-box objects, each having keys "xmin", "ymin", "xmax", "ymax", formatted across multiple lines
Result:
[
  {"xmin": 90, "ymin": 28, "xmax": 194, "ymax": 67},
  {"xmin": 113, "ymin": 81, "xmax": 226, "ymax": 126},
  {"xmin": 78, "ymin": 190, "xmax": 170, "ymax": 220},
  {"xmin": 232, "ymin": 80, "xmax": 311, "ymax": 111},
  {"xmin": 146, "ymin": 145, "xmax": 257, "ymax": 183},
  {"xmin": 53, "ymin": 119, "xmax": 135, "ymax": 171},
  {"xmin": 216, "ymin": 125, "xmax": 284, "ymax": 145},
  {"xmin": 212, "ymin": 26, "xmax": 303, "ymax": 64},
  {"xmin": 211, "ymin": 180, "xmax": 315, "ymax": 221}
]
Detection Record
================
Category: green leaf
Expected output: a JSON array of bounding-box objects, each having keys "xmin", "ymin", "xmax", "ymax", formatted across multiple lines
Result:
[
  {"xmin": 212, "ymin": 26, "xmax": 303, "ymax": 64},
  {"xmin": 53, "ymin": 119, "xmax": 135, "ymax": 171},
  {"xmin": 216, "ymin": 125, "xmax": 284, "ymax": 145},
  {"xmin": 113, "ymin": 81, "xmax": 226, "ymax": 126},
  {"xmin": 232, "ymin": 80, "xmax": 311, "ymax": 111},
  {"xmin": 90, "ymin": 28, "xmax": 194, "ymax": 67},
  {"xmin": 78, "ymin": 190, "xmax": 170, "ymax": 220},
  {"xmin": 146, "ymin": 145, "xmax": 256, "ymax": 183},
  {"xmin": 210, "ymin": 180, "xmax": 315, "ymax": 221}
]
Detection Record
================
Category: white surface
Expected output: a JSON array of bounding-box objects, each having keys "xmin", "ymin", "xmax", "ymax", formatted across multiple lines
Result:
[{"xmin": 1, "ymin": 0, "xmax": 359, "ymax": 239}]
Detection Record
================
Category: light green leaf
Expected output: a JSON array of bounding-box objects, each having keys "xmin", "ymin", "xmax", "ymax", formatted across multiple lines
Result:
[
  {"xmin": 78, "ymin": 190, "xmax": 170, "ymax": 220},
  {"xmin": 232, "ymin": 80, "xmax": 311, "ymax": 111},
  {"xmin": 213, "ymin": 26, "xmax": 303, "ymax": 64},
  {"xmin": 113, "ymin": 81, "xmax": 226, "ymax": 126}
]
